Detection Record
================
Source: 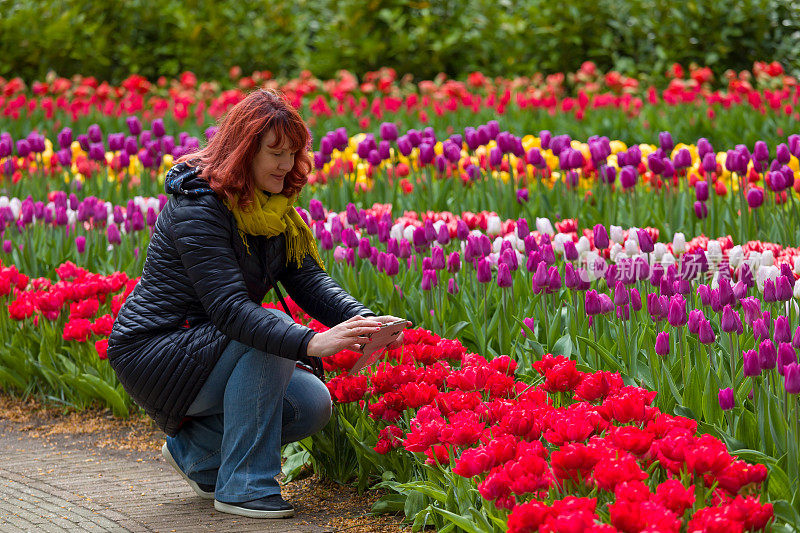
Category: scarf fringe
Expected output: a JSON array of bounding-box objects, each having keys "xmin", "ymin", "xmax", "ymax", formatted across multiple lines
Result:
[{"xmin": 227, "ymin": 193, "xmax": 325, "ymax": 271}]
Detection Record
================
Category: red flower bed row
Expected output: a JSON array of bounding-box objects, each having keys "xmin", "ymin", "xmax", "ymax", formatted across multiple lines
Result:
[{"xmin": 0, "ymin": 260, "xmax": 778, "ymax": 531}]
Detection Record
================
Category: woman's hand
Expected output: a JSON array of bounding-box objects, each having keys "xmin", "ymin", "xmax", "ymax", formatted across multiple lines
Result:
[
  {"xmin": 373, "ymin": 315, "xmax": 413, "ymax": 350},
  {"xmin": 306, "ymin": 315, "xmax": 383, "ymax": 357}
]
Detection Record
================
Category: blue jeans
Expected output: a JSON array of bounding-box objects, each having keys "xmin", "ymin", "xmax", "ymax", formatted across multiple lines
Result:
[{"xmin": 165, "ymin": 311, "xmax": 331, "ymax": 503}]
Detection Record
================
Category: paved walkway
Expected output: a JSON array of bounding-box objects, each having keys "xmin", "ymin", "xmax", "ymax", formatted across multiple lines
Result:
[{"xmin": 0, "ymin": 422, "xmax": 334, "ymax": 532}]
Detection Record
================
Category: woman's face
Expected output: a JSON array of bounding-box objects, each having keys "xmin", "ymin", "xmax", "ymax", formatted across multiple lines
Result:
[{"xmin": 252, "ymin": 129, "xmax": 296, "ymax": 194}]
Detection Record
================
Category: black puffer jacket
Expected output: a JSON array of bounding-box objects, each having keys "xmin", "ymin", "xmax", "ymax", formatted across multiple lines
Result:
[{"xmin": 108, "ymin": 162, "xmax": 373, "ymax": 436}]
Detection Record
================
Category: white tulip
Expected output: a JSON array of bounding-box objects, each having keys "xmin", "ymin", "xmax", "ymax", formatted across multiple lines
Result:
[
  {"xmin": 390, "ymin": 223, "xmax": 405, "ymax": 242},
  {"xmin": 761, "ymin": 250, "xmax": 774, "ymax": 267},
  {"xmin": 486, "ymin": 215, "xmax": 502, "ymax": 235},
  {"xmin": 610, "ymin": 225, "xmax": 624, "ymax": 244},
  {"xmin": 756, "ymin": 265, "xmax": 779, "ymax": 292},
  {"xmin": 794, "ymin": 256, "xmax": 800, "ymax": 275},
  {"xmin": 728, "ymin": 246, "xmax": 744, "ymax": 269},
  {"xmin": 661, "ymin": 252, "xmax": 676, "ymax": 266},
  {"xmin": 627, "ymin": 227, "xmax": 640, "ymax": 245},
  {"xmin": 672, "ymin": 232, "xmax": 686, "ymax": 255},
  {"xmin": 707, "ymin": 241, "xmax": 722, "ymax": 265},
  {"xmin": 653, "ymin": 242, "xmax": 667, "ymax": 261},
  {"xmin": 492, "ymin": 236, "xmax": 505, "ymax": 254},
  {"xmin": 624, "ymin": 239, "xmax": 639, "ymax": 256},
  {"xmin": 710, "ymin": 271, "xmax": 720, "ymax": 290},
  {"xmin": 9, "ymin": 198, "xmax": 21, "ymax": 218},
  {"xmin": 794, "ymin": 278, "xmax": 800, "ymax": 299},
  {"xmin": 0, "ymin": 196, "xmax": 8, "ymax": 209},
  {"xmin": 576, "ymin": 236, "xmax": 591, "ymax": 256},
  {"xmin": 536, "ymin": 217, "xmax": 554, "ymax": 236},
  {"xmin": 402, "ymin": 225, "xmax": 415, "ymax": 242},
  {"xmin": 609, "ymin": 243, "xmax": 623, "ymax": 261}
]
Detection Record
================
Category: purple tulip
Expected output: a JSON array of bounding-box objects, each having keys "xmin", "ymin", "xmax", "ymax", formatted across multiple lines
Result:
[
  {"xmin": 695, "ymin": 180, "xmax": 709, "ymax": 202},
  {"xmin": 87, "ymin": 124, "xmax": 103, "ymax": 143},
  {"xmin": 602, "ymin": 166, "xmax": 617, "ymax": 185},
  {"xmin": 379, "ymin": 122, "xmax": 398, "ymax": 142},
  {"xmin": 694, "ymin": 201, "xmax": 708, "ymax": 219},
  {"xmin": 599, "ymin": 294, "xmax": 615, "ymax": 315},
  {"xmin": 585, "ymin": 290, "xmax": 602, "ymax": 316},
  {"xmin": 785, "ymin": 363, "xmax": 800, "ymax": 393},
  {"xmin": 75, "ymin": 236, "xmax": 86, "ymax": 254},
  {"xmin": 614, "ymin": 281, "xmax": 629, "ymax": 306},
  {"xmin": 107, "ymin": 223, "xmax": 122, "ymax": 245},
  {"xmin": 759, "ymin": 339, "xmax": 777, "ymax": 370},
  {"xmin": 718, "ymin": 388, "xmax": 734, "ymax": 410},
  {"xmin": 497, "ymin": 263, "xmax": 513, "ymax": 288},
  {"xmin": 774, "ymin": 315, "xmax": 791, "ymax": 343},
  {"xmin": 58, "ymin": 127, "xmax": 73, "ymax": 150},
  {"xmin": 476, "ymin": 258, "xmax": 492, "ymax": 283},
  {"xmin": 385, "ymin": 254, "xmax": 400, "ymax": 276},
  {"xmin": 619, "ymin": 166, "xmax": 637, "ymax": 189},
  {"xmin": 776, "ymin": 143, "xmax": 790, "ymax": 164},
  {"xmin": 777, "ymin": 343, "xmax": 798, "ymax": 375},
  {"xmin": 448, "ymin": 278, "xmax": 459, "ymax": 295},
  {"xmin": 697, "ymin": 138, "xmax": 713, "ymax": 159},
  {"xmin": 659, "ymin": 131, "xmax": 674, "ymax": 152},
  {"xmin": 593, "ymin": 224, "xmax": 609, "ymax": 249},
  {"xmin": 746, "ymin": 188, "xmax": 764, "ymax": 209},
  {"xmin": 701, "ymin": 153, "xmax": 717, "ymax": 174},
  {"xmin": 655, "ymin": 331, "xmax": 670, "ymax": 356},
  {"xmin": 443, "ymin": 251, "xmax": 460, "ymax": 274},
  {"xmin": 667, "ymin": 295, "xmax": 688, "ymax": 327},
  {"xmin": 418, "ymin": 143, "xmax": 435, "ymax": 165},
  {"xmin": 793, "ymin": 326, "xmax": 800, "ymax": 349},
  {"xmin": 516, "ymin": 189, "xmax": 529, "ymax": 204},
  {"xmin": 721, "ymin": 305, "xmax": 741, "ymax": 333},
  {"xmin": 673, "ymin": 148, "xmax": 692, "ymax": 169},
  {"xmin": 563, "ymin": 240, "xmax": 578, "ymax": 261},
  {"xmin": 688, "ymin": 309, "xmax": 705, "ymax": 335},
  {"xmin": 125, "ymin": 116, "xmax": 142, "ymax": 136},
  {"xmin": 308, "ymin": 199, "xmax": 325, "ymax": 221},
  {"xmin": 637, "ymin": 229, "xmax": 654, "ymax": 254},
  {"xmin": 421, "ymin": 269, "xmax": 438, "ymax": 291},
  {"xmin": 743, "ymin": 350, "xmax": 761, "ymax": 377},
  {"xmin": 753, "ymin": 140, "xmax": 769, "ymax": 162}
]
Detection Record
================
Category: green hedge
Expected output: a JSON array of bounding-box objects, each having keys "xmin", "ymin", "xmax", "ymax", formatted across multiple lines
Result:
[{"xmin": 3, "ymin": 0, "xmax": 800, "ymax": 83}]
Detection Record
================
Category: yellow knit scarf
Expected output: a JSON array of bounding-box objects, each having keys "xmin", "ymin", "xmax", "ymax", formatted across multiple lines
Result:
[{"xmin": 225, "ymin": 190, "xmax": 325, "ymax": 270}]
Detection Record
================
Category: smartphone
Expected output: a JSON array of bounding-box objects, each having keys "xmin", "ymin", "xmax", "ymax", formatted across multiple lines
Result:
[{"xmin": 348, "ymin": 319, "xmax": 407, "ymax": 375}]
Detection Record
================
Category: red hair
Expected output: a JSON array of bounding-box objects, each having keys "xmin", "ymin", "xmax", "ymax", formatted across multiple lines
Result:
[{"xmin": 179, "ymin": 89, "xmax": 312, "ymax": 208}]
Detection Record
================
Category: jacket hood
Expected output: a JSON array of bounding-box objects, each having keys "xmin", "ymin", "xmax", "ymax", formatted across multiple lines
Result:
[{"xmin": 164, "ymin": 162, "xmax": 216, "ymax": 196}]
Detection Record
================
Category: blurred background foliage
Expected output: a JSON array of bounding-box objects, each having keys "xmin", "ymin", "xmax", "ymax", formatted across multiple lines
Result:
[{"xmin": 2, "ymin": 0, "xmax": 799, "ymax": 83}]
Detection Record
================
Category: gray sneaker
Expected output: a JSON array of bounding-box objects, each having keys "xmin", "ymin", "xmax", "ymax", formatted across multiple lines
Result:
[
  {"xmin": 161, "ymin": 442, "xmax": 215, "ymax": 500},
  {"xmin": 214, "ymin": 495, "xmax": 296, "ymax": 519}
]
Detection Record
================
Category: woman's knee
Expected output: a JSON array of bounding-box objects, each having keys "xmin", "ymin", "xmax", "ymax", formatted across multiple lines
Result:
[{"xmin": 288, "ymin": 371, "xmax": 332, "ymax": 434}]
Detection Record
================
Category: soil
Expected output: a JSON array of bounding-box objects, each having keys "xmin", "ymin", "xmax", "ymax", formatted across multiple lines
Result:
[{"xmin": 0, "ymin": 392, "xmax": 410, "ymax": 533}]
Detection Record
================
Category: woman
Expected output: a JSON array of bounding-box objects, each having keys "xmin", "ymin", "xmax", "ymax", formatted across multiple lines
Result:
[{"xmin": 108, "ymin": 89, "xmax": 406, "ymax": 519}]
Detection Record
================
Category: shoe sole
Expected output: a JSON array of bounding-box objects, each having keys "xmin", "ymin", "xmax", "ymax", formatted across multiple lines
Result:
[
  {"xmin": 214, "ymin": 500, "xmax": 295, "ymax": 519},
  {"xmin": 161, "ymin": 442, "xmax": 215, "ymax": 500}
]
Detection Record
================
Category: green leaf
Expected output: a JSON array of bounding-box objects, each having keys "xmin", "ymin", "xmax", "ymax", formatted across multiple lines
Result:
[
  {"xmin": 551, "ymin": 334, "xmax": 573, "ymax": 358},
  {"xmin": 433, "ymin": 507, "xmax": 487, "ymax": 533},
  {"xmin": 371, "ymin": 493, "xmax": 406, "ymax": 515},
  {"xmin": 768, "ymin": 464, "xmax": 794, "ymax": 503}
]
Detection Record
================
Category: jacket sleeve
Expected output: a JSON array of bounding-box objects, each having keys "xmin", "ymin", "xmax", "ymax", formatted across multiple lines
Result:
[
  {"xmin": 279, "ymin": 255, "xmax": 375, "ymax": 328},
  {"xmin": 170, "ymin": 196, "xmax": 315, "ymax": 360}
]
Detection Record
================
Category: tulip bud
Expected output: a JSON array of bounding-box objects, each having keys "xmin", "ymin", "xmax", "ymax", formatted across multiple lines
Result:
[
  {"xmin": 759, "ymin": 339, "xmax": 777, "ymax": 370},
  {"xmin": 718, "ymin": 388, "xmax": 734, "ymax": 410},
  {"xmin": 777, "ymin": 343, "xmax": 798, "ymax": 375},
  {"xmin": 747, "ymin": 187, "xmax": 764, "ymax": 208},
  {"xmin": 785, "ymin": 363, "xmax": 800, "ymax": 394},
  {"xmin": 743, "ymin": 350, "xmax": 761, "ymax": 377},
  {"xmin": 476, "ymin": 258, "xmax": 492, "ymax": 283},
  {"xmin": 655, "ymin": 331, "xmax": 670, "ymax": 356}
]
